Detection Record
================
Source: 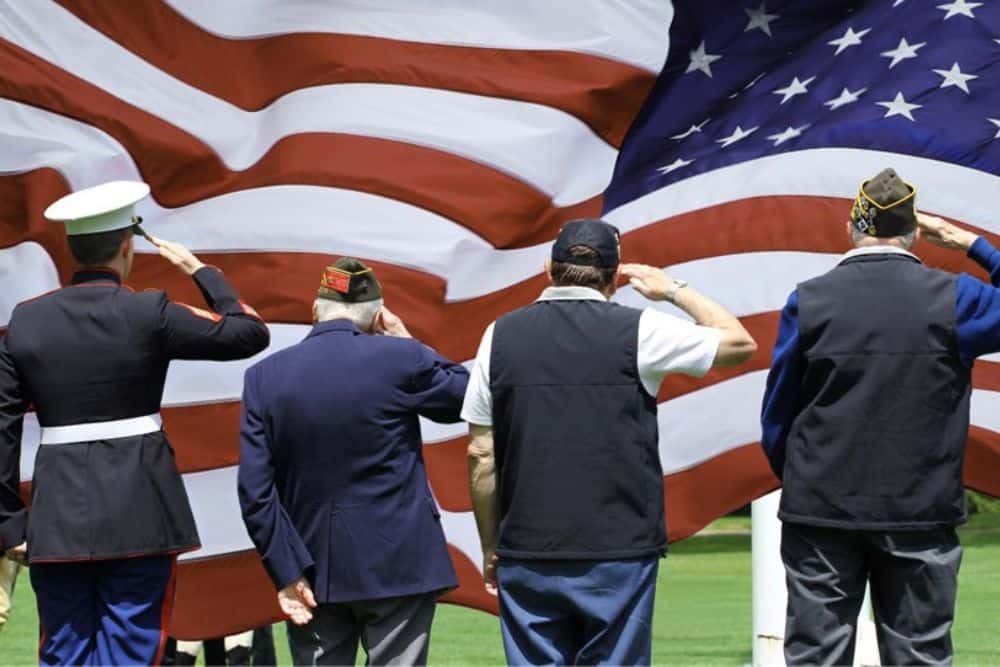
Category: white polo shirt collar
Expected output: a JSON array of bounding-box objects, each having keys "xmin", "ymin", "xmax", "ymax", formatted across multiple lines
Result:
[
  {"xmin": 842, "ymin": 245, "xmax": 920, "ymax": 262},
  {"xmin": 536, "ymin": 286, "xmax": 608, "ymax": 302}
]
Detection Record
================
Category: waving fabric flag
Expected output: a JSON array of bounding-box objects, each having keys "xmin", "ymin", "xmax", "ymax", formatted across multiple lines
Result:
[{"xmin": 1, "ymin": 0, "xmax": 998, "ymax": 639}]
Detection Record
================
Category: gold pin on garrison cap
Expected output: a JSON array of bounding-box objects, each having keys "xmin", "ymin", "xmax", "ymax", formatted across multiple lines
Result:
[
  {"xmin": 849, "ymin": 168, "xmax": 917, "ymax": 238},
  {"xmin": 44, "ymin": 180, "xmax": 154, "ymax": 241},
  {"xmin": 317, "ymin": 258, "xmax": 383, "ymax": 303}
]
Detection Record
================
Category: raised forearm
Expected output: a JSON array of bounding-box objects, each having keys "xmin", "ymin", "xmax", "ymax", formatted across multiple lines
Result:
[
  {"xmin": 671, "ymin": 286, "xmax": 741, "ymax": 330},
  {"xmin": 672, "ymin": 287, "xmax": 757, "ymax": 366}
]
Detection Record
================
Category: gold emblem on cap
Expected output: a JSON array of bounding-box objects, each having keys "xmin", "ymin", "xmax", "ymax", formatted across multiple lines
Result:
[{"xmin": 850, "ymin": 178, "xmax": 916, "ymax": 237}]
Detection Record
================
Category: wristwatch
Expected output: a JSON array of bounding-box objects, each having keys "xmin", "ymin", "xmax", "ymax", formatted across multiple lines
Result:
[{"xmin": 665, "ymin": 278, "xmax": 689, "ymax": 303}]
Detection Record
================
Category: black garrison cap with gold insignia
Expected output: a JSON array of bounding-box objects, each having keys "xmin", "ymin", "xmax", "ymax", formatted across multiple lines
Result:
[
  {"xmin": 849, "ymin": 168, "xmax": 917, "ymax": 238},
  {"xmin": 318, "ymin": 257, "xmax": 382, "ymax": 303}
]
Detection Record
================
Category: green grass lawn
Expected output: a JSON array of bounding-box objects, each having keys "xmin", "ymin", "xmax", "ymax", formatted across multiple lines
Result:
[{"xmin": 3, "ymin": 514, "xmax": 998, "ymax": 665}]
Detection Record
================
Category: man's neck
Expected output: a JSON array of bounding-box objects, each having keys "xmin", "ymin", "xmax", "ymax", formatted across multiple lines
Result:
[{"xmin": 79, "ymin": 258, "xmax": 128, "ymax": 277}]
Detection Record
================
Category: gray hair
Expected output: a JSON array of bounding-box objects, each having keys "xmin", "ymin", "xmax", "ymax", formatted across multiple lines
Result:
[
  {"xmin": 850, "ymin": 228, "xmax": 916, "ymax": 250},
  {"xmin": 314, "ymin": 298, "xmax": 383, "ymax": 331}
]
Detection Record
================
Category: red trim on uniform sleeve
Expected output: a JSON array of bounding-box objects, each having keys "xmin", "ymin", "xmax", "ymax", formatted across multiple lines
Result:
[
  {"xmin": 179, "ymin": 304, "xmax": 222, "ymax": 322},
  {"xmin": 239, "ymin": 301, "xmax": 263, "ymax": 320}
]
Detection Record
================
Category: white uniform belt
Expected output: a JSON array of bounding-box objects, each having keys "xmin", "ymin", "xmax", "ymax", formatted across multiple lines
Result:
[{"xmin": 39, "ymin": 414, "xmax": 163, "ymax": 445}]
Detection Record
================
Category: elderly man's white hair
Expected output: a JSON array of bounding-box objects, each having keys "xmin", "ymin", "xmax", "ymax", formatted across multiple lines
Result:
[
  {"xmin": 314, "ymin": 298, "xmax": 383, "ymax": 331},
  {"xmin": 850, "ymin": 229, "xmax": 917, "ymax": 249}
]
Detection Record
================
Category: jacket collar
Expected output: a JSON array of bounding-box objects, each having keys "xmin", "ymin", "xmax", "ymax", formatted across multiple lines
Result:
[
  {"xmin": 307, "ymin": 319, "xmax": 363, "ymax": 338},
  {"xmin": 70, "ymin": 267, "xmax": 122, "ymax": 285},
  {"xmin": 536, "ymin": 286, "xmax": 609, "ymax": 302}
]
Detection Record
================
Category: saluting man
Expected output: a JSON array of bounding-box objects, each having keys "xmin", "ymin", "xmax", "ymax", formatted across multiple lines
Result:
[
  {"xmin": 239, "ymin": 258, "xmax": 468, "ymax": 666},
  {"xmin": 0, "ymin": 181, "xmax": 270, "ymax": 665},
  {"xmin": 762, "ymin": 168, "xmax": 1000, "ymax": 665}
]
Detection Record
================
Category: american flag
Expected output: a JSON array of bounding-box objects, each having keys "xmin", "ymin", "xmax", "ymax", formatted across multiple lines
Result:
[{"xmin": 1, "ymin": 0, "xmax": 998, "ymax": 639}]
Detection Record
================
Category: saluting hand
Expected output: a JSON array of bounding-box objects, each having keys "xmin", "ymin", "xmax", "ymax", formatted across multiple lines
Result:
[
  {"xmin": 620, "ymin": 263, "xmax": 674, "ymax": 301},
  {"xmin": 147, "ymin": 236, "xmax": 207, "ymax": 276},
  {"xmin": 917, "ymin": 213, "xmax": 978, "ymax": 252},
  {"xmin": 373, "ymin": 306, "xmax": 412, "ymax": 338},
  {"xmin": 279, "ymin": 576, "xmax": 318, "ymax": 626}
]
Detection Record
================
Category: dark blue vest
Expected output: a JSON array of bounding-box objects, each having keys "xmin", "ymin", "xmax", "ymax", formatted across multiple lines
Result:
[
  {"xmin": 781, "ymin": 253, "xmax": 969, "ymax": 530},
  {"xmin": 489, "ymin": 299, "xmax": 666, "ymax": 559}
]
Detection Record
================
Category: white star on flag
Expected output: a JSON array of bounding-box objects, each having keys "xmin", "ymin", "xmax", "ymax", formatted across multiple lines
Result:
[
  {"xmin": 827, "ymin": 27, "xmax": 871, "ymax": 55},
  {"xmin": 893, "ymin": 0, "xmax": 907, "ymax": 5},
  {"xmin": 937, "ymin": 0, "xmax": 983, "ymax": 20},
  {"xmin": 670, "ymin": 118, "xmax": 710, "ymax": 140},
  {"xmin": 686, "ymin": 41, "xmax": 721, "ymax": 78},
  {"xmin": 824, "ymin": 87, "xmax": 868, "ymax": 110},
  {"xmin": 877, "ymin": 92, "xmax": 922, "ymax": 122},
  {"xmin": 880, "ymin": 38, "xmax": 926, "ymax": 69},
  {"xmin": 933, "ymin": 62, "xmax": 978, "ymax": 94},
  {"xmin": 773, "ymin": 76, "xmax": 816, "ymax": 105},
  {"xmin": 767, "ymin": 125, "xmax": 809, "ymax": 146},
  {"xmin": 745, "ymin": 2, "xmax": 779, "ymax": 37},
  {"xmin": 716, "ymin": 125, "xmax": 759, "ymax": 147},
  {"xmin": 989, "ymin": 119, "xmax": 1000, "ymax": 139},
  {"xmin": 657, "ymin": 157, "xmax": 693, "ymax": 175}
]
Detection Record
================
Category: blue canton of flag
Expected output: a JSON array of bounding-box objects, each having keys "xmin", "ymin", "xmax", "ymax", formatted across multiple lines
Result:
[{"xmin": 605, "ymin": 0, "xmax": 1000, "ymax": 211}]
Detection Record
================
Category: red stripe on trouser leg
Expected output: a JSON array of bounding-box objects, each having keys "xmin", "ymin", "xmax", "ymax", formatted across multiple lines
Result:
[{"xmin": 154, "ymin": 557, "xmax": 179, "ymax": 666}]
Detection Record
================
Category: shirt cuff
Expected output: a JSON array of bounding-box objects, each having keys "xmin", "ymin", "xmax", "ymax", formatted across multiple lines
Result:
[
  {"xmin": 0, "ymin": 510, "xmax": 28, "ymax": 552},
  {"xmin": 967, "ymin": 236, "xmax": 995, "ymax": 266},
  {"xmin": 460, "ymin": 410, "xmax": 492, "ymax": 426}
]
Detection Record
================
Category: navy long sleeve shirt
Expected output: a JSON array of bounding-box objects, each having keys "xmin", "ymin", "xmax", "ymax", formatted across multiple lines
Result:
[{"xmin": 761, "ymin": 237, "xmax": 1000, "ymax": 479}]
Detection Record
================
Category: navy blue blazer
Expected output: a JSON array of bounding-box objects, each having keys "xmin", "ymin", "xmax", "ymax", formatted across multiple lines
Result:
[{"xmin": 237, "ymin": 319, "xmax": 468, "ymax": 603}]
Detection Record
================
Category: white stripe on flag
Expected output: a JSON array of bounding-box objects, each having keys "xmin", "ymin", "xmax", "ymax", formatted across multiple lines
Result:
[
  {"xmin": 604, "ymin": 148, "xmax": 1000, "ymax": 236},
  {"xmin": 0, "ymin": 3, "xmax": 616, "ymax": 204},
  {"xmin": 163, "ymin": 0, "xmax": 674, "ymax": 73},
  {"xmin": 0, "ymin": 242, "xmax": 60, "ymax": 326}
]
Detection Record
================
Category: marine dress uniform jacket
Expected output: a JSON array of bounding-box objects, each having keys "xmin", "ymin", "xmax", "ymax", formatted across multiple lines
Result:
[
  {"xmin": 238, "ymin": 319, "xmax": 468, "ymax": 603},
  {"xmin": 0, "ymin": 266, "xmax": 270, "ymax": 560}
]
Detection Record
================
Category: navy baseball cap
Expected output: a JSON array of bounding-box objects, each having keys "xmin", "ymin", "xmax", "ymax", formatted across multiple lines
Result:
[{"xmin": 551, "ymin": 219, "xmax": 621, "ymax": 268}]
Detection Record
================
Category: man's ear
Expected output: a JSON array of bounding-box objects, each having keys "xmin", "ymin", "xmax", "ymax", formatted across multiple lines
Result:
[
  {"xmin": 121, "ymin": 234, "xmax": 134, "ymax": 260},
  {"xmin": 544, "ymin": 258, "xmax": 553, "ymax": 285}
]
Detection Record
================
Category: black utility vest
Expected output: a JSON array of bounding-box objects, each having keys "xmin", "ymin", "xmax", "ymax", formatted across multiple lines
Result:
[
  {"xmin": 780, "ymin": 253, "xmax": 970, "ymax": 530},
  {"xmin": 489, "ymin": 299, "xmax": 666, "ymax": 559}
]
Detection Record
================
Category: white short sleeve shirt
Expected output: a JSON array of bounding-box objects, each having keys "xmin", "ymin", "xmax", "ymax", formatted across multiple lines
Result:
[{"xmin": 460, "ymin": 286, "xmax": 721, "ymax": 426}]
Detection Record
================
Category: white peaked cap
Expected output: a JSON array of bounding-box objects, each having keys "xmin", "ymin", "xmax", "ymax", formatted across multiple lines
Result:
[{"xmin": 44, "ymin": 181, "xmax": 151, "ymax": 236}]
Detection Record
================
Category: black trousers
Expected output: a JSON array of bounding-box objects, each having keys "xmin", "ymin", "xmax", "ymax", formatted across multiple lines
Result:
[{"xmin": 781, "ymin": 522, "xmax": 962, "ymax": 666}]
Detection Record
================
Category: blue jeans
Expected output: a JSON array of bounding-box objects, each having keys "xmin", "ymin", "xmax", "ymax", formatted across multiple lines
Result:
[{"xmin": 497, "ymin": 557, "xmax": 659, "ymax": 666}]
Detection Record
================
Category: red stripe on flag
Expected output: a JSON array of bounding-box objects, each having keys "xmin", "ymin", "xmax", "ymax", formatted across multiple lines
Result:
[
  {"xmin": 440, "ymin": 545, "xmax": 498, "ymax": 614},
  {"xmin": 55, "ymin": 0, "xmax": 653, "ymax": 148},
  {"xmin": 665, "ymin": 443, "xmax": 777, "ymax": 541},
  {"xmin": 965, "ymin": 426, "xmax": 1000, "ymax": 498},
  {"xmin": 0, "ymin": 40, "xmax": 600, "ymax": 249},
  {"xmin": 0, "ymin": 169, "xmax": 74, "ymax": 283},
  {"xmin": 170, "ymin": 551, "xmax": 283, "ymax": 640}
]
